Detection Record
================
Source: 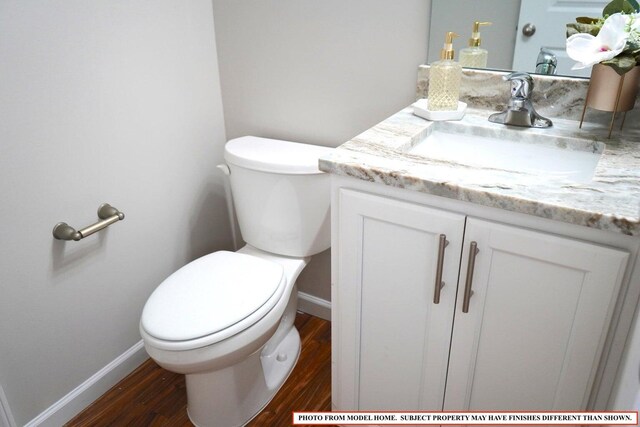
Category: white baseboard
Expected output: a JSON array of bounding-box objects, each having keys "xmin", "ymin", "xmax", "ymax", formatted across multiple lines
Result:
[
  {"xmin": 297, "ymin": 291, "xmax": 331, "ymax": 321},
  {"xmin": 0, "ymin": 385, "xmax": 16, "ymax": 427},
  {"xmin": 25, "ymin": 340, "xmax": 148, "ymax": 427}
]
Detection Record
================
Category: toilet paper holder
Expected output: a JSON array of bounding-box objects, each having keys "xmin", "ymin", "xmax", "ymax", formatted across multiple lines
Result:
[{"xmin": 52, "ymin": 203, "xmax": 124, "ymax": 241}]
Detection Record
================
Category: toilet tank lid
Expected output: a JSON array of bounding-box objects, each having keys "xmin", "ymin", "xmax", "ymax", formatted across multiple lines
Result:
[{"xmin": 224, "ymin": 136, "xmax": 334, "ymax": 174}]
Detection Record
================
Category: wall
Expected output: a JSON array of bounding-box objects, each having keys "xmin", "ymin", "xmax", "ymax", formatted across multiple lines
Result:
[
  {"xmin": 427, "ymin": 0, "xmax": 521, "ymax": 70},
  {"xmin": 0, "ymin": 1, "xmax": 228, "ymax": 424},
  {"xmin": 211, "ymin": 0, "xmax": 431, "ymax": 301},
  {"xmin": 611, "ymin": 302, "xmax": 640, "ymax": 411}
]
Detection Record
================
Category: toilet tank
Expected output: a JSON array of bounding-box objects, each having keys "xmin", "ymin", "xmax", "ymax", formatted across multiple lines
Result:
[{"xmin": 224, "ymin": 136, "xmax": 333, "ymax": 257}]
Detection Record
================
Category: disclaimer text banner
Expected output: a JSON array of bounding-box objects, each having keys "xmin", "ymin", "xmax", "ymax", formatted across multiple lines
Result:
[{"xmin": 293, "ymin": 411, "xmax": 639, "ymax": 425}]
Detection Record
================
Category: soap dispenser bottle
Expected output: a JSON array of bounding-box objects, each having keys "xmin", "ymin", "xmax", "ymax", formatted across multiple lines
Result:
[
  {"xmin": 459, "ymin": 21, "xmax": 492, "ymax": 68},
  {"xmin": 428, "ymin": 32, "xmax": 462, "ymax": 111}
]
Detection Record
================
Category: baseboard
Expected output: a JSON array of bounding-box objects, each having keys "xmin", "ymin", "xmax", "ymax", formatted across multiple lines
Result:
[
  {"xmin": 0, "ymin": 385, "xmax": 16, "ymax": 427},
  {"xmin": 25, "ymin": 340, "xmax": 148, "ymax": 427},
  {"xmin": 22, "ymin": 297, "xmax": 326, "ymax": 427},
  {"xmin": 297, "ymin": 291, "xmax": 331, "ymax": 321}
]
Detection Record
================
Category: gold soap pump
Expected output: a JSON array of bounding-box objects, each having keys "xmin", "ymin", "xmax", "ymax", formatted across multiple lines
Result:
[
  {"xmin": 440, "ymin": 31, "xmax": 458, "ymax": 59},
  {"xmin": 427, "ymin": 31, "xmax": 462, "ymax": 111},
  {"xmin": 459, "ymin": 21, "xmax": 492, "ymax": 68}
]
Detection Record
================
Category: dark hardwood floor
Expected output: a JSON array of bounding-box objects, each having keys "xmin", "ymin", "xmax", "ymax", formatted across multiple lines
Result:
[{"xmin": 66, "ymin": 312, "xmax": 333, "ymax": 427}]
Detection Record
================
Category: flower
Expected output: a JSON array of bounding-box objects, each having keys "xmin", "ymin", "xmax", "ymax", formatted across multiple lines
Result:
[
  {"xmin": 566, "ymin": 0, "xmax": 640, "ymax": 75},
  {"xmin": 567, "ymin": 13, "xmax": 629, "ymax": 69}
]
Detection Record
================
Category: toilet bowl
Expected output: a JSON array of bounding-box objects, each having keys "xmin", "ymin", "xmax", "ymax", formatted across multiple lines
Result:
[{"xmin": 139, "ymin": 136, "xmax": 333, "ymax": 427}]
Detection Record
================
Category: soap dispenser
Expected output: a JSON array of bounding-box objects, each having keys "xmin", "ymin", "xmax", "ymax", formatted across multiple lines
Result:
[
  {"xmin": 427, "ymin": 32, "xmax": 462, "ymax": 111},
  {"xmin": 459, "ymin": 21, "xmax": 492, "ymax": 68}
]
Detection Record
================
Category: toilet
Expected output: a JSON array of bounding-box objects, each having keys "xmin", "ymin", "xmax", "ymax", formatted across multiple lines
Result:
[{"xmin": 139, "ymin": 136, "xmax": 333, "ymax": 427}]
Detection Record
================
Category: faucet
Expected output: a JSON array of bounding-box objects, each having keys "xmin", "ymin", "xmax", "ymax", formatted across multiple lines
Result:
[
  {"xmin": 488, "ymin": 72, "xmax": 552, "ymax": 128},
  {"xmin": 535, "ymin": 48, "xmax": 557, "ymax": 75}
]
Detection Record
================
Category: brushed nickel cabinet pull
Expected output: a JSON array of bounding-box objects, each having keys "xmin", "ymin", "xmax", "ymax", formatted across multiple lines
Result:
[
  {"xmin": 53, "ymin": 203, "xmax": 124, "ymax": 241},
  {"xmin": 433, "ymin": 234, "xmax": 449, "ymax": 304},
  {"xmin": 462, "ymin": 241, "xmax": 479, "ymax": 313}
]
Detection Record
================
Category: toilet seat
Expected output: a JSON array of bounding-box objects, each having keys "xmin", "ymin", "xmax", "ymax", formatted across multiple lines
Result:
[{"xmin": 140, "ymin": 251, "xmax": 286, "ymax": 351}]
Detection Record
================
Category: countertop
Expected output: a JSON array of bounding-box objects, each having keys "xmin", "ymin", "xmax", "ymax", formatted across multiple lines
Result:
[{"xmin": 319, "ymin": 107, "xmax": 640, "ymax": 236}]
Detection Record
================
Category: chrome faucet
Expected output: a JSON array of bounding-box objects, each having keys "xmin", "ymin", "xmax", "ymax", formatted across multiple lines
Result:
[
  {"xmin": 535, "ymin": 48, "xmax": 557, "ymax": 75},
  {"xmin": 488, "ymin": 72, "xmax": 552, "ymax": 128}
]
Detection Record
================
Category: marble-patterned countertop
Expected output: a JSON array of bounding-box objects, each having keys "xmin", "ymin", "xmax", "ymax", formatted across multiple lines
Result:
[{"xmin": 319, "ymin": 107, "xmax": 640, "ymax": 236}]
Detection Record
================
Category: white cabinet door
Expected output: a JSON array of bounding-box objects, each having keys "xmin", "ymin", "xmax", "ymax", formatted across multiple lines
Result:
[
  {"xmin": 445, "ymin": 218, "xmax": 629, "ymax": 410},
  {"xmin": 334, "ymin": 189, "xmax": 465, "ymax": 411}
]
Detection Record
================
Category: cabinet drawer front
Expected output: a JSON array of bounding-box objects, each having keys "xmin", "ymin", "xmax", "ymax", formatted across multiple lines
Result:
[
  {"xmin": 445, "ymin": 218, "xmax": 629, "ymax": 411},
  {"xmin": 334, "ymin": 189, "xmax": 465, "ymax": 411}
]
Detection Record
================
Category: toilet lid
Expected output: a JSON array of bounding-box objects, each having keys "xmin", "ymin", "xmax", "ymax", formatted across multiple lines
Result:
[{"xmin": 141, "ymin": 251, "xmax": 284, "ymax": 342}]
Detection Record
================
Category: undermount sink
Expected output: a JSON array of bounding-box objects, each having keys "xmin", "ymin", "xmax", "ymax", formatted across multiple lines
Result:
[{"xmin": 407, "ymin": 122, "xmax": 604, "ymax": 182}]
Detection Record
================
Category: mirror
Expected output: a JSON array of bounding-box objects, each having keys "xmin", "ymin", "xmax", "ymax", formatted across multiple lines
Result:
[{"xmin": 427, "ymin": 0, "xmax": 609, "ymax": 77}]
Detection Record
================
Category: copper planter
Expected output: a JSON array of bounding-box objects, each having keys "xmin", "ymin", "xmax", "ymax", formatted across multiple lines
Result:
[{"xmin": 580, "ymin": 64, "xmax": 640, "ymax": 138}]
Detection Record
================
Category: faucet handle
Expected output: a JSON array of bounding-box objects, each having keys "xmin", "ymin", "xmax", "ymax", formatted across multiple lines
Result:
[
  {"xmin": 489, "ymin": 71, "xmax": 552, "ymax": 128},
  {"xmin": 505, "ymin": 72, "xmax": 533, "ymax": 99}
]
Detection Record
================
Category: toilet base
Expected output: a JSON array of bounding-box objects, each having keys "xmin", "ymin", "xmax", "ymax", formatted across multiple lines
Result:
[{"xmin": 186, "ymin": 326, "xmax": 301, "ymax": 427}]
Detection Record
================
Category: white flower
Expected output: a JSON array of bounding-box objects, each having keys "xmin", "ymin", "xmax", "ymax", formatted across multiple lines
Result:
[
  {"xmin": 628, "ymin": 12, "xmax": 640, "ymax": 32},
  {"xmin": 566, "ymin": 13, "xmax": 630, "ymax": 69},
  {"xmin": 628, "ymin": 13, "xmax": 640, "ymax": 43}
]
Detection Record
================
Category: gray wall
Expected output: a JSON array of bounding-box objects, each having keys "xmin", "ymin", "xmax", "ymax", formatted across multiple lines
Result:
[
  {"xmin": 427, "ymin": 0, "xmax": 521, "ymax": 70},
  {"xmin": 212, "ymin": 0, "xmax": 432, "ymax": 300},
  {"xmin": 611, "ymin": 304, "xmax": 640, "ymax": 409},
  {"xmin": 0, "ymin": 1, "xmax": 228, "ymax": 424},
  {"xmin": 212, "ymin": 0, "xmax": 431, "ymax": 146}
]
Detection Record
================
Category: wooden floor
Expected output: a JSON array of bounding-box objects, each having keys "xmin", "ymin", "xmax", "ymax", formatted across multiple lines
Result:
[{"xmin": 66, "ymin": 312, "xmax": 333, "ymax": 427}]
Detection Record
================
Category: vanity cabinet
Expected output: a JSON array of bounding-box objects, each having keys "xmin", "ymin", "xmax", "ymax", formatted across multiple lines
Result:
[{"xmin": 333, "ymin": 187, "xmax": 629, "ymax": 412}]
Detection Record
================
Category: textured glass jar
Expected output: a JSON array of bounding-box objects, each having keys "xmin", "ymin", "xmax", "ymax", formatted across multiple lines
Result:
[
  {"xmin": 427, "ymin": 59, "xmax": 462, "ymax": 111},
  {"xmin": 459, "ymin": 47, "xmax": 488, "ymax": 68}
]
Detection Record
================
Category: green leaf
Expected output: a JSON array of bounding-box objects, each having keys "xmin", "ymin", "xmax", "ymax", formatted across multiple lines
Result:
[
  {"xmin": 626, "ymin": 40, "xmax": 640, "ymax": 52},
  {"xmin": 576, "ymin": 16, "xmax": 600, "ymax": 24},
  {"xmin": 566, "ymin": 22, "xmax": 601, "ymax": 37},
  {"xmin": 601, "ymin": 54, "xmax": 638, "ymax": 75},
  {"xmin": 627, "ymin": 0, "xmax": 640, "ymax": 11},
  {"xmin": 603, "ymin": 0, "xmax": 636, "ymax": 16}
]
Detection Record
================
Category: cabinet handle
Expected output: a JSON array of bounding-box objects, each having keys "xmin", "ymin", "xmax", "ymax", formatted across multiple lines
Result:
[
  {"xmin": 462, "ymin": 241, "xmax": 479, "ymax": 313},
  {"xmin": 433, "ymin": 234, "xmax": 449, "ymax": 304}
]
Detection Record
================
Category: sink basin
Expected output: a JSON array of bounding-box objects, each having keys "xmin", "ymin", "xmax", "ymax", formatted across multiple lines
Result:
[{"xmin": 407, "ymin": 122, "xmax": 604, "ymax": 182}]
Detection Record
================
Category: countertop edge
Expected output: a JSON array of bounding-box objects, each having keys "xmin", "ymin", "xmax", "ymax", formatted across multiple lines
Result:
[{"xmin": 319, "ymin": 108, "xmax": 640, "ymax": 237}]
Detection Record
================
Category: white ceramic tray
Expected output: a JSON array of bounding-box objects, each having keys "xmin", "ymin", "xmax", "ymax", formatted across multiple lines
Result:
[{"xmin": 412, "ymin": 99, "xmax": 467, "ymax": 121}]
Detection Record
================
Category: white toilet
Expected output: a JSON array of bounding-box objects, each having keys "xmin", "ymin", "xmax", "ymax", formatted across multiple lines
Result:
[{"xmin": 139, "ymin": 136, "xmax": 333, "ymax": 427}]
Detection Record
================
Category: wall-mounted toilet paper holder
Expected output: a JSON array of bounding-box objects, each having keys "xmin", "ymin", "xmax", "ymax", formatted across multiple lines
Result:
[{"xmin": 52, "ymin": 203, "xmax": 124, "ymax": 241}]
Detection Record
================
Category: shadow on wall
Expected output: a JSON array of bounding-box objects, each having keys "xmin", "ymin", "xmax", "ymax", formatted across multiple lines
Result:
[
  {"xmin": 50, "ymin": 231, "xmax": 108, "ymax": 277},
  {"xmin": 297, "ymin": 248, "xmax": 331, "ymax": 302},
  {"xmin": 187, "ymin": 175, "xmax": 235, "ymax": 262}
]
